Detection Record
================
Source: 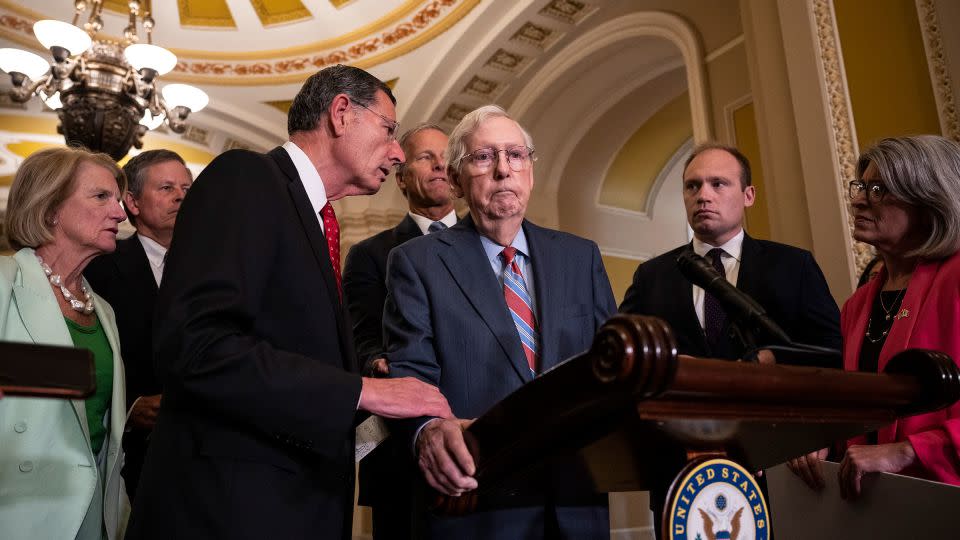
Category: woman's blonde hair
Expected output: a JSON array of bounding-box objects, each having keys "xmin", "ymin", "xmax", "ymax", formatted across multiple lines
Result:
[{"xmin": 5, "ymin": 146, "xmax": 125, "ymax": 249}]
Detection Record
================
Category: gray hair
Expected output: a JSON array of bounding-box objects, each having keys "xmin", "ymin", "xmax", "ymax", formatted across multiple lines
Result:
[
  {"xmin": 287, "ymin": 64, "xmax": 395, "ymax": 135},
  {"xmin": 395, "ymin": 123, "xmax": 447, "ymax": 181},
  {"xmin": 447, "ymin": 105, "xmax": 534, "ymax": 173},
  {"xmin": 857, "ymin": 135, "xmax": 960, "ymax": 259}
]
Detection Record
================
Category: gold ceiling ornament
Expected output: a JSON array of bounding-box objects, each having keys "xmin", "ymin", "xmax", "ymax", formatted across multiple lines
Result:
[
  {"xmin": 0, "ymin": 0, "xmax": 478, "ymax": 86},
  {"xmin": 177, "ymin": 0, "xmax": 236, "ymax": 29},
  {"xmin": 167, "ymin": 0, "xmax": 478, "ymax": 86},
  {"xmin": 250, "ymin": 0, "xmax": 311, "ymax": 27}
]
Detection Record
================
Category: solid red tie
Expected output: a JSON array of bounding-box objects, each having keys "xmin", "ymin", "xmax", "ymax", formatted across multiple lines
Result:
[{"xmin": 320, "ymin": 202, "xmax": 342, "ymax": 300}]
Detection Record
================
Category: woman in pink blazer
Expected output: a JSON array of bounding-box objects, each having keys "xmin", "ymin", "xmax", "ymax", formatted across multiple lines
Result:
[{"xmin": 790, "ymin": 135, "xmax": 960, "ymax": 498}]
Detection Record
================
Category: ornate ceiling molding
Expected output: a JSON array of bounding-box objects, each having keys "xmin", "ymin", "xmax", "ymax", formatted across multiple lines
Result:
[
  {"xmin": 0, "ymin": 0, "xmax": 479, "ymax": 86},
  {"xmin": 812, "ymin": 0, "xmax": 873, "ymax": 274},
  {"xmin": 250, "ymin": 0, "xmax": 312, "ymax": 27},
  {"xmin": 177, "ymin": 0, "xmax": 237, "ymax": 28},
  {"xmin": 916, "ymin": 0, "xmax": 960, "ymax": 142}
]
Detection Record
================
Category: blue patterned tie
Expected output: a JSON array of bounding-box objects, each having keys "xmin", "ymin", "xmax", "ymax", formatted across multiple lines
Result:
[
  {"xmin": 703, "ymin": 248, "xmax": 727, "ymax": 345},
  {"xmin": 428, "ymin": 221, "xmax": 447, "ymax": 233},
  {"xmin": 501, "ymin": 247, "xmax": 539, "ymax": 376}
]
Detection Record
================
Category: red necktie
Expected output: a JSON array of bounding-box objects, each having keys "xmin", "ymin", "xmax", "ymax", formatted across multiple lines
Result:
[
  {"xmin": 320, "ymin": 202, "xmax": 342, "ymax": 299},
  {"xmin": 501, "ymin": 247, "xmax": 539, "ymax": 375}
]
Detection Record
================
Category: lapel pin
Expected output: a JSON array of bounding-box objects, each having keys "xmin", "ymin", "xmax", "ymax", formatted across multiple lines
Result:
[{"xmin": 895, "ymin": 308, "xmax": 909, "ymax": 320}]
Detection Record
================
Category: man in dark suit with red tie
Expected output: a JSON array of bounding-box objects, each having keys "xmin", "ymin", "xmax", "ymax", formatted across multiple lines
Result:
[
  {"xmin": 344, "ymin": 124, "xmax": 456, "ymax": 539},
  {"xmin": 384, "ymin": 105, "xmax": 616, "ymax": 539},
  {"xmin": 84, "ymin": 149, "xmax": 192, "ymax": 498},
  {"xmin": 126, "ymin": 65, "xmax": 452, "ymax": 540}
]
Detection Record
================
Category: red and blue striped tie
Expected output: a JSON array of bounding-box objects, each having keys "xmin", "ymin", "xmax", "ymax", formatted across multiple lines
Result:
[{"xmin": 501, "ymin": 247, "xmax": 539, "ymax": 376}]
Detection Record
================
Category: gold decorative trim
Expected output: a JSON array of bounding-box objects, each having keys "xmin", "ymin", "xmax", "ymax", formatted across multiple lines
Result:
[
  {"xmin": 813, "ymin": 0, "xmax": 874, "ymax": 275},
  {"xmin": 916, "ymin": 0, "xmax": 960, "ymax": 142},
  {"xmin": 0, "ymin": 1, "xmax": 478, "ymax": 86},
  {"xmin": 167, "ymin": 0, "xmax": 479, "ymax": 86},
  {"xmin": 103, "ymin": 0, "xmax": 152, "ymax": 15},
  {"xmin": 330, "ymin": 0, "xmax": 354, "ymax": 7},
  {"xmin": 177, "ymin": 0, "xmax": 237, "ymax": 28},
  {"xmin": 173, "ymin": 0, "xmax": 423, "ymax": 60},
  {"xmin": 0, "ymin": 0, "xmax": 419, "ymax": 60},
  {"xmin": 250, "ymin": 0, "xmax": 312, "ymax": 27}
]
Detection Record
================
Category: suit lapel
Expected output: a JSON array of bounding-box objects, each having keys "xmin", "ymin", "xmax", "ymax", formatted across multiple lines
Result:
[
  {"xmin": 437, "ymin": 217, "xmax": 531, "ymax": 383},
  {"xmin": 270, "ymin": 148, "xmax": 354, "ymax": 371},
  {"xmin": 525, "ymin": 221, "xmax": 560, "ymax": 371},
  {"xmin": 675, "ymin": 243, "xmax": 708, "ymax": 353},
  {"xmin": 12, "ymin": 250, "xmax": 90, "ymax": 445},
  {"xmin": 88, "ymin": 288, "xmax": 127, "ymax": 485},
  {"xmin": 116, "ymin": 236, "xmax": 158, "ymax": 298},
  {"xmin": 393, "ymin": 214, "xmax": 422, "ymax": 245}
]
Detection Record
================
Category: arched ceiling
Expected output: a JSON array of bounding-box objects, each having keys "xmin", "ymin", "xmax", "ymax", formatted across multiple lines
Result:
[{"xmin": 0, "ymin": 0, "xmax": 742, "ymax": 179}]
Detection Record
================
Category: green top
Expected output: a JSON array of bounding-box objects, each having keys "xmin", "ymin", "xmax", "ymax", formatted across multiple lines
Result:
[{"xmin": 65, "ymin": 316, "xmax": 113, "ymax": 456}]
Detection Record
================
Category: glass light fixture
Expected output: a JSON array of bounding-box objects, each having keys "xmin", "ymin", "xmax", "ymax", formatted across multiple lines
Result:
[
  {"xmin": 124, "ymin": 43, "xmax": 177, "ymax": 75},
  {"xmin": 0, "ymin": 48, "xmax": 50, "ymax": 81},
  {"xmin": 140, "ymin": 109, "xmax": 165, "ymax": 130},
  {"xmin": 0, "ymin": 1, "xmax": 212, "ymax": 160},
  {"xmin": 39, "ymin": 90, "xmax": 63, "ymax": 110},
  {"xmin": 162, "ymin": 84, "xmax": 210, "ymax": 113},
  {"xmin": 33, "ymin": 20, "xmax": 92, "ymax": 57}
]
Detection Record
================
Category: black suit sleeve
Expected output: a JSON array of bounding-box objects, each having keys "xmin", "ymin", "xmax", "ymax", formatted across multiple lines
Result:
[
  {"xmin": 618, "ymin": 259, "xmax": 649, "ymax": 315},
  {"xmin": 791, "ymin": 250, "xmax": 843, "ymax": 354},
  {"xmin": 154, "ymin": 151, "xmax": 361, "ymax": 459},
  {"xmin": 343, "ymin": 242, "xmax": 388, "ymax": 373}
]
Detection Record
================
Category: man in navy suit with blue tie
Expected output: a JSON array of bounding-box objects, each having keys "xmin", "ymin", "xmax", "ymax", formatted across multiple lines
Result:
[{"xmin": 384, "ymin": 105, "xmax": 617, "ymax": 539}]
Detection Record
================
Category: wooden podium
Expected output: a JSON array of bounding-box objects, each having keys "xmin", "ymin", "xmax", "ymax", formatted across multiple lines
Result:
[{"xmin": 430, "ymin": 315, "xmax": 960, "ymax": 534}]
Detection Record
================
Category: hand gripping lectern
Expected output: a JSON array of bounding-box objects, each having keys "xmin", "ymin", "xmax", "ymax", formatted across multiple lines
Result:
[{"xmin": 429, "ymin": 315, "xmax": 960, "ymax": 537}]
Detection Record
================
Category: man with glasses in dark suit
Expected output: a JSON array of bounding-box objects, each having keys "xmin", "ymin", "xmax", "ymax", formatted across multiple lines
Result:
[{"xmin": 344, "ymin": 123, "xmax": 456, "ymax": 538}]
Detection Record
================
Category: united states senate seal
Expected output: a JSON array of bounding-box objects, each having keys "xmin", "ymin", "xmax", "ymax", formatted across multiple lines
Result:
[{"xmin": 666, "ymin": 458, "xmax": 769, "ymax": 540}]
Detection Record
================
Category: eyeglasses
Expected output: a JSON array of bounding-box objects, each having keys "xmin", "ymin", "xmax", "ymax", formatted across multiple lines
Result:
[
  {"xmin": 354, "ymin": 102, "xmax": 399, "ymax": 141},
  {"xmin": 848, "ymin": 180, "xmax": 888, "ymax": 202},
  {"xmin": 463, "ymin": 146, "xmax": 536, "ymax": 171}
]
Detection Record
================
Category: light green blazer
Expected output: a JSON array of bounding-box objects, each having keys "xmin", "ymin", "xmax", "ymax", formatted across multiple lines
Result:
[{"xmin": 0, "ymin": 248, "xmax": 129, "ymax": 540}]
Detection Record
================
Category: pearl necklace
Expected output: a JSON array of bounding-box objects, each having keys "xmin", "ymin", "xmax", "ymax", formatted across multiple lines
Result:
[{"xmin": 36, "ymin": 255, "xmax": 95, "ymax": 315}]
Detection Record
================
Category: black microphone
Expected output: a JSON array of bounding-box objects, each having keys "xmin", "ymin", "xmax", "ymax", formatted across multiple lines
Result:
[{"xmin": 676, "ymin": 250, "xmax": 793, "ymax": 345}]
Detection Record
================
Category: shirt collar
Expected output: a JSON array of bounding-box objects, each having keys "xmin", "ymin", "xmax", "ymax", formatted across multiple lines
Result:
[
  {"xmin": 137, "ymin": 233, "xmax": 167, "ymax": 269},
  {"xmin": 408, "ymin": 209, "xmax": 458, "ymax": 235},
  {"xmin": 283, "ymin": 140, "xmax": 327, "ymax": 216},
  {"xmin": 479, "ymin": 226, "xmax": 530, "ymax": 266},
  {"xmin": 692, "ymin": 228, "xmax": 745, "ymax": 261}
]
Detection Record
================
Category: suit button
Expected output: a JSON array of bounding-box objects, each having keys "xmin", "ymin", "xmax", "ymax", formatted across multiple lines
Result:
[
  {"xmin": 13, "ymin": 421, "xmax": 26, "ymax": 433},
  {"xmin": 19, "ymin": 461, "xmax": 33, "ymax": 473}
]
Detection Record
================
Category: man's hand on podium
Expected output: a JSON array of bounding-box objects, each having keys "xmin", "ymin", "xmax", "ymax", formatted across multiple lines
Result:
[
  {"xmin": 838, "ymin": 441, "xmax": 917, "ymax": 500},
  {"xmin": 417, "ymin": 418, "xmax": 478, "ymax": 496},
  {"xmin": 358, "ymin": 377, "xmax": 452, "ymax": 419},
  {"xmin": 786, "ymin": 448, "xmax": 830, "ymax": 490}
]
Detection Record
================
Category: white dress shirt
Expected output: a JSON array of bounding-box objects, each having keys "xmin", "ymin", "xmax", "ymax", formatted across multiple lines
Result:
[
  {"xmin": 283, "ymin": 140, "xmax": 329, "ymax": 235},
  {"xmin": 137, "ymin": 233, "xmax": 167, "ymax": 287},
  {"xmin": 691, "ymin": 228, "xmax": 745, "ymax": 329},
  {"xmin": 408, "ymin": 210, "xmax": 457, "ymax": 235}
]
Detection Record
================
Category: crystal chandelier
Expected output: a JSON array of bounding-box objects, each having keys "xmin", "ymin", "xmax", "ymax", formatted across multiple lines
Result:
[{"xmin": 0, "ymin": 1, "xmax": 208, "ymax": 160}]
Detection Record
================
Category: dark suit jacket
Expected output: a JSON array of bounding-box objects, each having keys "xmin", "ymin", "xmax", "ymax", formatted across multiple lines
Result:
[
  {"xmin": 344, "ymin": 214, "xmax": 421, "ymax": 371},
  {"xmin": 619, "ymin": 234, "xmax": 841, "ymax": 364},
  {"xmin": 384, "ymin": 216, "xmax": 616, "ymax": 539},
  {"xmin": 342, "ymin": 214, "xmax": 422, "ymax": 536},
  {"xmin": 126, "ymin": 147, "xmax": 363, "ymax": 540},
  {"xmin": 84, "ymin": 235, "xmax": 159, "ymax": 497}
]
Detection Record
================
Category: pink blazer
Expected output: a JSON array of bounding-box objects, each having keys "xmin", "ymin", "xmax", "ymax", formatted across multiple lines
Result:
[{"xmin": 841, "ymin": 251, "xmax": 960, "ymax": 484}]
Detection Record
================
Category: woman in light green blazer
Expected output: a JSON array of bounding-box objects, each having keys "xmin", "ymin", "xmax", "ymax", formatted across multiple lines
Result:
[{"xmin": 1, "ymin": 147, "xmax": 130, "ymax": 540}]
